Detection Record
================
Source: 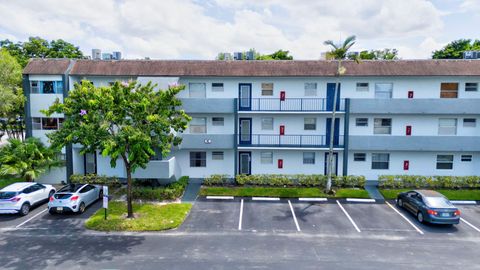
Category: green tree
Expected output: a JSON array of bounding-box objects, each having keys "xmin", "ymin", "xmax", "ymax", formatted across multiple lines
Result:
[
  {"xmin": 0, "ymin": 37, "xmax": 84, "ymax": 67},
  {"xmin": 257, "ymin": 49, "xmax": 294, "ymax": 60},
  {"xmin": 432, "ymin": 39, "xmax": 480, "ymax": 59},
  {"xmin": 323, "ymin": 35, "xmax": 360, "ymax": 193},
  {"xmin": 0, "ymin": 49, "xmax": 24, "ymax": 141},
  {"xmin": 44, "ymin": 81, "xmax": 191, "ymax": 218},
  {"xmin": 0, "ymin": 137, "xmax": 61, "ymax": 182},
  {"xmin": 350, "ymin": 49, "xmax": 398, "ymax": 60}
]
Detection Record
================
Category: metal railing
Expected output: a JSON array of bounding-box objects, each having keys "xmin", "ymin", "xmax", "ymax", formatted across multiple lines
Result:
[
  {"xmin": 238, "ymin": 134, "xmax": 344, "ymax": 147},
  {"xmin": 238, "ymin": 98, "xmax": 345, "ymax": 112}
]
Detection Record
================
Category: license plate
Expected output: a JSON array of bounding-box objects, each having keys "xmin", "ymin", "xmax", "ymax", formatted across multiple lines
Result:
[
  {"xmin": 56, "ymin": 207, "xmax": 63, "ymax": 212},
  {"xmin": 441, "ymin": 213, "xmax": 450, "ymax": 217}
]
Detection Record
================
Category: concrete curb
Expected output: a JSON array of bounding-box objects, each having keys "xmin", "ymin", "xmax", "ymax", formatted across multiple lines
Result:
[{"xmin": 346, "ymin": 198, "xmax": 376, "ymax": 203}]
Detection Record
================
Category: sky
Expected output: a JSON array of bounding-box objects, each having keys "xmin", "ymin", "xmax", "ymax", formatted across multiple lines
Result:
[{"xmin": 0, "ymin": 0, "xmax": 478, "ymax": 60}]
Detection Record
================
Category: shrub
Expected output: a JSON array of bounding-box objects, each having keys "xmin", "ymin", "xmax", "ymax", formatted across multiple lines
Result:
[
  {"xmin": 130, "ymin": 176, "xmax": 189, "ymax": 201},
  {"xmin": 70, "ymin": 174, "xmax": 121, "ymax": 187},
  {"xmin": 378, "ymin": 175, "xmax": 480, "ymax": 189},
  {"xmin": 203, "ymin": 174, "xmax": 230, "ymax": 186},
  {"xmin": 233, "ymin": 174, "xmax": 365, "ymax": 188}
]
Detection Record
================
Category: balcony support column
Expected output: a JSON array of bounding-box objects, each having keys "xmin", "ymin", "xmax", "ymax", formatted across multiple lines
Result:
[{"xmin": 342, "ymin": 98, "xmax": 350, "ymax": 176}]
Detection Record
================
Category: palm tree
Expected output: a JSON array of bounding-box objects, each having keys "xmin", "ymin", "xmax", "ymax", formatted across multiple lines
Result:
[
  {"xmin": 323, "ymin": 35, "xmax": 359, "ymax": 193},
  {"xmin": 0, "ymin": 137, "xmax": 62, "ymax": 181}
]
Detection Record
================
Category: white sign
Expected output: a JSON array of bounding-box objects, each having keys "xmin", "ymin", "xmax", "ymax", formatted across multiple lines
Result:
[{"xmin": 103, "ymin": 186, "xmax": 109, "ymax": 208}]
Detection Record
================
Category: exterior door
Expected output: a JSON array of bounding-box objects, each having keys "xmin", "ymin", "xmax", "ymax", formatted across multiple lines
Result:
[
  {"xmin": 239, "ymin": 152, "xmax": 251, "ymax": 175},
  {"xmin": 325, "ymin": 118, "xmax": 340, "ymax": 146},
  {"xmin": 239, "ymin": 118, "xmax": 252, "ymax": 145},
  {"xmin": 324, "ymin": 153, "xmax": 338, "ymax": 175},
  {"xmin": 84, "ymin": 153, "xmax": 97, "ymax": 175},
  {"xmin": 326, "ymin": 83, "xmax": 341, "ymax": 111},
  {"xmin": 239, "ymin": 83, "xmax": 252, "ymax": 111}
]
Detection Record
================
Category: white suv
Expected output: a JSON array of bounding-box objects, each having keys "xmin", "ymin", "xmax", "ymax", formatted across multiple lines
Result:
[{"xmin": 0, "ymin": 182, "xmax": 56, "ymax": 216}]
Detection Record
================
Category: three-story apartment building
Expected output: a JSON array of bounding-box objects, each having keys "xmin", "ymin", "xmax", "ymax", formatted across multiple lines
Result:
[{"xmin": 22, "ymin": 59, "xmax": 480, "ymax": 183}]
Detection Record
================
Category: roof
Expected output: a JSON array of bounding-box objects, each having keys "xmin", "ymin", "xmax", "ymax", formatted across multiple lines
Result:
[
  {"xmin": 23, "ymin": 58, "xmax": 480, "ymax": 77},
  {"xmin": 0, "ymin": 182, "xmax": 34, "ymax": 192},
  {"xmin": 415, "ymin": 190, "xmax": 445, "ymax": 197}
]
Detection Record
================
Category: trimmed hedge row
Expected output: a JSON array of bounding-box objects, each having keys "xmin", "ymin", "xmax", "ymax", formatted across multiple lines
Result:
[
  {"xmin": 70, "ymin": 174, "xmax": 121, "ymax": 187},
  {"xmin": 131, "ymin": 176, "xmax": 189, "ymax": 201},
  {"xmin": 203, "ymin": 174, "xmax": 366, "ymax": 188},
  {"xmin": 378, "ymin": 175, "xmax": 480, "ymax": 189}
]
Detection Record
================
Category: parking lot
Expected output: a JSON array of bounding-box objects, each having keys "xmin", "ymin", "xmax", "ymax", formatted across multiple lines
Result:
[{"xmin": 182, "ymin": 197, "xmax": 480, "ymax": 239}]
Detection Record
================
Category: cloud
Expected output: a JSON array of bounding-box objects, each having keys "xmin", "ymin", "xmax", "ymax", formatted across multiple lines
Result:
[{"xmin": 0, "ymin": 0, "xmax": 447, "ymax": 59}]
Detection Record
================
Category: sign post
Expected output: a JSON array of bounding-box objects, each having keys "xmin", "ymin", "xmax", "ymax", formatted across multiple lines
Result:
[{"xmin": 103, "ymin": 186, "xmax": 109, "ymax": 220}]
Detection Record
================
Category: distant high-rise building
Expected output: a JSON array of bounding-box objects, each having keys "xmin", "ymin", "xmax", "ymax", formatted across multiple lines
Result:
[
  {"xmin": 102, "ymin": 53, "xmax": 113, "ymax": 60},
  {"xmin": 92, "ymin": 49, "xmax": 101, "ymax": 60},
  {"xmin": 112, "ymin": 51, "xmax": 122, "ymax": 60}
]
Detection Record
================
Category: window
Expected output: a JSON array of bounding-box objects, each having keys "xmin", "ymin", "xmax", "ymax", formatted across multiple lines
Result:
[
  {"xmin": 58, "ymin": 118, "xmax": 64, "ymax": 128},
  {"xmin": 374, "ymin": 118, "xmax": 392, "ymax": 134},
  {"xmin": 465, "ymin": 82, "xmax": 478, "ymax": 92},
  {"xmin": 190, "ymin": 152, "xmax": 206, "ymax": 167},
  {"xmin": 212, "ymin": 151, "xmax": 224, "ymax": 160},
  {"xmin": 150, "ymin": 148, "xmax": 163, "ymax": 160},
  {"xmin": 436, "ymin": 154, "xmax": 453, "ymax": 170},
  {"xmin": 354, "ymin": 153, "xmax": 366, "ymax": 161},
  {"xmin": 440, "ymin": 83, "xmax": 458, "ymax": 98},
  {"xmin": 42, "ymin": 81, "xmax": 54, "ymax": 94},
  {"xmin": 372, "ymin": 153, "xmax": 389, "ymax": 169},
  {"xmin": 438, "ymin": 118, "xmax": 457, "ymax": 135},
  {"xmin": 461, "ymin": 155, "xmax": 472, "ymax": 162},
  {"xmin": 32, "ymin": 118, "xmax": 42, "ymax": 130},
  {"xmin": 356, "ymin": 118, "xmax": 368, "ymax": 127},
  {"xmin": 261, "ymin": 117, "xmax": 273, "ymax": 130},
  {"xmin": 261, "ymin": 151, "xmax": 273, "ymax": 164},
  {"xmin": 212, "ymin": 83, "xmax": 224, "ymax": 92},
  {"xmin": 375, "ymin": 83, "xmax": 393, "ymax": 98},
  {"xmin": 261, "ymin": 83, "xmax": 273, "ymax": 96},
  {"xmin": 356, "ymin": 82, "xmax": 369, "ymax": 92},
  {"xmin": 30, "ymin": 81, "xmax": 39, "ymax": 93},
  {"xmin": 189, "ymin": 83, "xmax": 206, "ymax": 98},
  {"xmin": 212, "ymin": 117, "xmax": 224, "ymax": 126},
  {"xmin": 304, "ymin": 83, "xmax": 317, "ymax": 96},
  {"xmin": 303, "ymin": 152, "xmax": 315, "ymax": 164},
  {"xmin": 85, "ymin": 153, "xmax": 96, "ymax": 174},
  {"xmin": 190, "ymin": 117, "xmax": 207, "ymax": 133},
  {"xmin": 463, "ymin": 118, "xmax": 476, "ymax": 127},
  {"xmin": 304, "ymin": 118, "xmax": 316, "ymax": 130},
  {"xmin": 55, "ymin": 81, "xmax": 64, "ymax": 94},
  {"xmin": 42, "ymin": 118, "xmax": 58, "ymax": 130}
]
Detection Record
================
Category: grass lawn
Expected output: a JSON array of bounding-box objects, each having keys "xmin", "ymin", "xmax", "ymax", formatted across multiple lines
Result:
[
  {"xmin": 0, "ymin": 176, "xmax": 23, "ymax": 189},
  {"xmin": 200, "ymin": 186, "xmax": 370, "ymax": 199},
  {"xmin": 85, "ymin": 201, "xmax": 192, "ymax": 231},
  {"xmin": 380, "ymin": 189, "xmax": 480, "ymax": 201}
]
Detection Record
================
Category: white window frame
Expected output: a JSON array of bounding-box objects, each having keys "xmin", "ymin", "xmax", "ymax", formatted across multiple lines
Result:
[
  {"xmin": 372, "ymin": 153, "xmax": 389, "ymax": 169},
  {"xmin": 374, "ymin": 83, "xmax": 393, "ymax": 99},
  {"xmin": 465, "ymin": 82, "xmax": 478, "ymax": 92},
  {"xmin": 190, "ymin": 151, "xmax": 207, "ymax": 167},
  {"xmin": 304, "ymin": 118, "xmax": 316, "ymax": 130},
  {"xmin": 212, "ymin": 83, "xmax": 224, "ymax": 92},
  {"xmin": 212, "ymin": 151, "xmax": 224, "ymax": 160},
  {"xmin": 461, "ymin": 155, "xmax": 472, "ymax": 162},
  {"xmin": 355, "ymin": 118, "xmax": 368, "ymax": 127},
  {"xmin": 436, "ymin": 154, "xmax": 453, "ymax": 170},
  {"xmin": 356, "ymin": 82, "xmax": 369, "ymax": 92},
  {"xmin": 212, "ymin": 117, "xmax": 224, "ymax": 126},
  {"xmin": 353, "ymin": 153, "xmax": 366, "ymax": 161},
  {"xmin": 304, "ymin": 83, "xmax": 318, "ymax": 96},
  {"xmin": 190, "ymin": 117, "xmax": 207, "ymax": 133},
  {"xmin": 463, "ymin": 118, "xmax": 476, "ymax": 127},
  {"xmin": 438, "ymin": 118, "xmax": 457, "ymax": 135},
  {"xmin": 189, "ymin": 83, "xmax": 206, "ymax": 98},
  {"xmin": 303, "ymin": 152, "xmax": 315, "ymax": 164},
  {"xmin": 30, "ymin": 81, "xmax": 40, "ymax": 93},
  {"xmin": 261, "ymin": 83, "xmax": 274, "ymax": 96},
  {"xmin": 374, "ymin": 118, "xmax": 392, "ymax": 135},
  {"xmin": 261, "ymin": 117, "xmax": 273, "ymax": 130},
  {"xmin": 260, "ymin": 151, "xmax": 273, "ymax": 164}
]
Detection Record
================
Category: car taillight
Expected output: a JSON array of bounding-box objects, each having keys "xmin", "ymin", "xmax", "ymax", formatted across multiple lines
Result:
[
  {"xmin": 49, "ymin": 196, "xmax": 54, "ymax": 202},
  {"xmin": 9, "ymin": 197, "xmax": 21, "ymax": 202},
  {"xmin": 427, "ymin": 209, "xmax": 438, "ymax": 216},
  {"xmin": 70, "ymin": 195, "xmax": 79, "ymax": 201},
  {"xmin": 454, "ymin": 210, "xmax": 461, "ymax": 216}
]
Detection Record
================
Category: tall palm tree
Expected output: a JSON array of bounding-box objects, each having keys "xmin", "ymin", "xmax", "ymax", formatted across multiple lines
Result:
[
  {"xmin": 0, "ymin": 137, "xmax": 62, "ymax": 181},
  {"xmin": 323, "ymin": 35, "xmax": 359, "ymax": 193}
]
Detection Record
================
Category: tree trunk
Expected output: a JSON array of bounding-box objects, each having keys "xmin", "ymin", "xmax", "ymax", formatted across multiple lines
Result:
[
  {"xmin": 326, "ymin": 60, "xmax": 341, "ymax": 193},
  {"xmin": 126, "ymin": 164, "xmax": 134, "ymax": 218}
]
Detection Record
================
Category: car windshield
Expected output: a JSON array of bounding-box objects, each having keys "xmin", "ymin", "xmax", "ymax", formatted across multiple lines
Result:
[
  {"xmin": 424, "ymin": 197, "xmax": 452, "ymax": 208},
  {"xmin": 58, "ymin": 184, "xmax": 83, "ymax": 193},
  {"xmin": 0, "ymin": 192, "xmax": 18, "ymax": 199}
]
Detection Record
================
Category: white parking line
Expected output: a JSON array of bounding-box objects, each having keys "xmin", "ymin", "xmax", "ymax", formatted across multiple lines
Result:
[
  {"xmin": 346, "ymin": 198, "xmax": 376, "ymax": 203},
  {"xmin": 15, "ymin": 208, "xmax": 48, "ymax": 228},
  {"xmin": 452, "ymin": 201, "xmax": 477, "ymax": 205},
  {"xmin": 206, "ymin": 196, "xmax": 234, "ymax": 200},
  {"xmin": 385, "ymin": 201, "xmax": 424, "ymax": 235},
  {"xmin": 288, "ymin": 200, "xmax": 301, "ymax": 232},
  {"xmin": 252, "ymin": 197, "xmax": 280, "ymax": 201},
  {"xmin": 299, "ymin": 198, "xmax": 328, "ymax": 202},
  {"xmin": 461, "ymin": 217, "xmax": 480, "ymax": 233},
  {"xmin": 238, "ymin": 199, "xmax": 244, "ymax": 231},
  {"xmin": 336, "ymin": 200, "xmax": 361, "ymax": 233}
]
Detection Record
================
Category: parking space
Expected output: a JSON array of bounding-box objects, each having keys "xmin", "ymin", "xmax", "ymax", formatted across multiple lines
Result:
[
  {"xmin": 0, "ymin": 202, "xmax": 49, "ymax": 229},
  {"xmin": 242, "ymin": 200, "xmax": 297, "ymax": 232},
  {"xmin": 181, "ymin": 198, "xmax": 241, "ymax": 232}
]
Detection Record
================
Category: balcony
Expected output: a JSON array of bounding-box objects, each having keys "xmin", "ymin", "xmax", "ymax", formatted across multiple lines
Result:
[
  {"xmin": 238, "ymin": 98, "xmax": 345, "ymax": 112},
  {"xmin": 179, "ymin": 98, "xmax": 235, "ymax": 113},
  {"xmin": 349, "ymin": 136, "xmax": 480, "ymax": 151},
  {"xmin": 238, "ymin": 134, "xmax": 344, "ymax": 148},
  {"xmin": 132, "ymin": 157, "xmax": 176, "ymax": 179},
  {"xmin": 350, "ymin": 98, "xmax": 480, "ymax": 115}
]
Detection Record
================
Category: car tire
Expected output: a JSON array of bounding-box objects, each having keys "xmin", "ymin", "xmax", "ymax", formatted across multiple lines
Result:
[
  {"xmin": 417, "ymin": 212, "xmax": 424, "ymax": 223},
  {"xmin": 20, "ymin": 203, "xmax": 30, "ymax": 216},
  {"xmin": 78, "ymin": 202, "xmax": 86, "ymax": 214},
  {"xmin": 397, "ymin": 199, "xmax": 403, "ymax": 208},
  {"xmin": 48, "ymin": 208, "xmax": 56, "ymax": 215}
]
